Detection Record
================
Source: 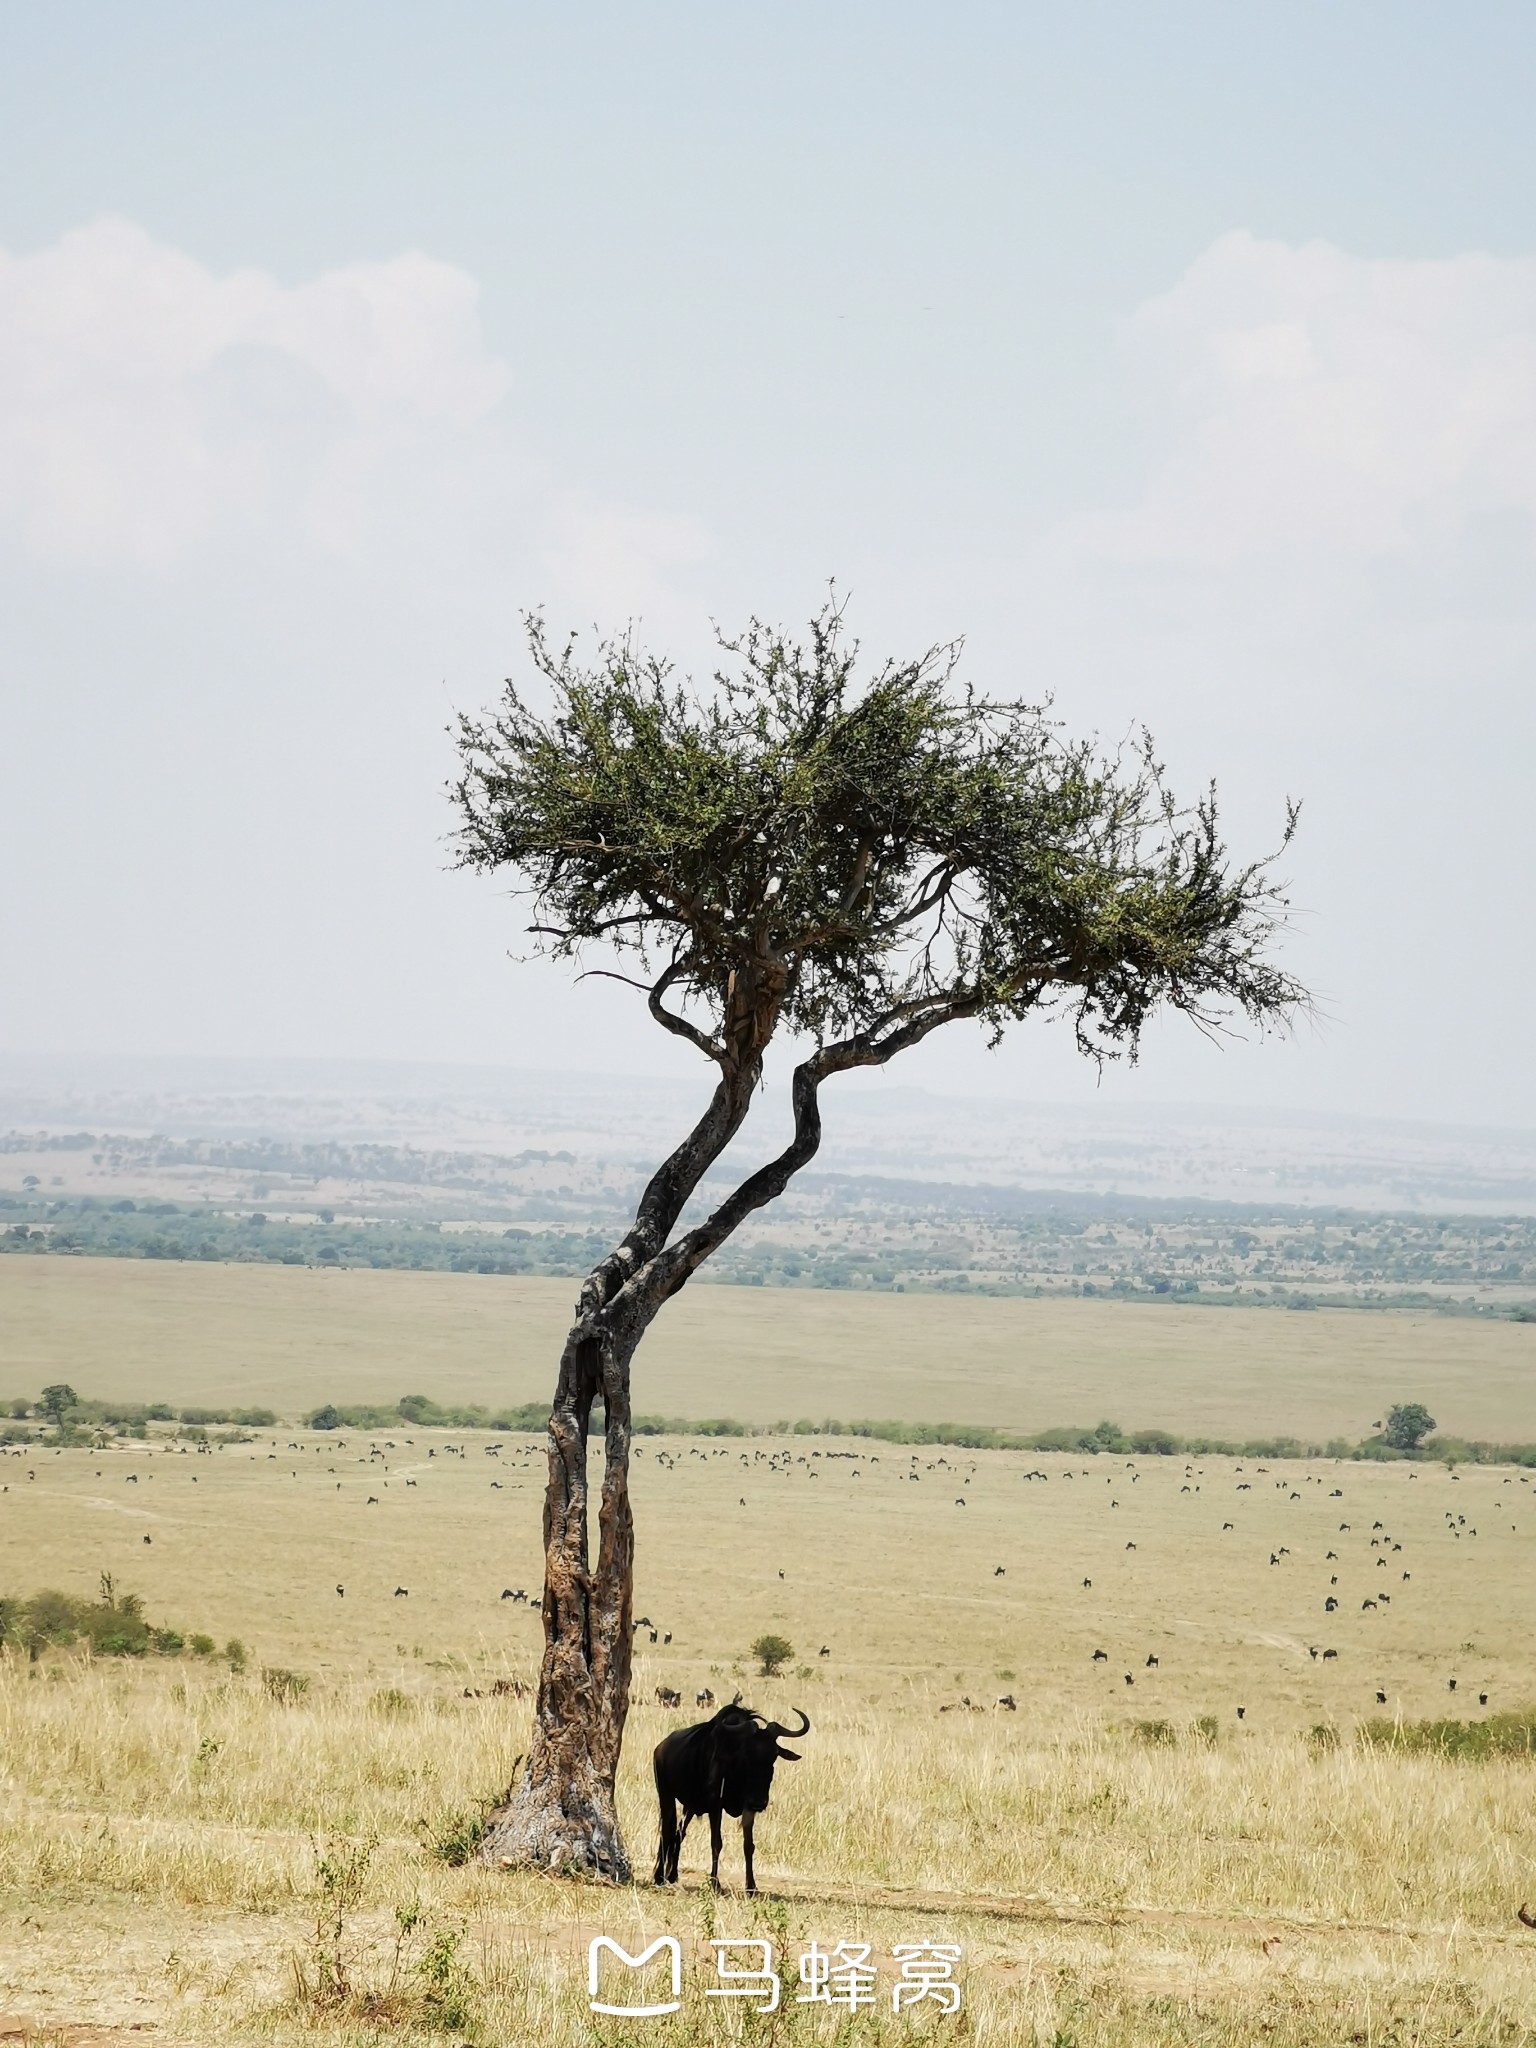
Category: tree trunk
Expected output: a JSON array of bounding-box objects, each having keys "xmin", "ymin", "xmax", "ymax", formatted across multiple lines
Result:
[{"xmin": 477, "ymin": 1314, "xmax": 640, "ymax": 1880}]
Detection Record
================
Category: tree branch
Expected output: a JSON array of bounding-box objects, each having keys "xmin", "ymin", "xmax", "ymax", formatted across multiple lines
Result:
[{"xmin": 646, "ymin": 961, "xmax": 726, "ymax": 1065}]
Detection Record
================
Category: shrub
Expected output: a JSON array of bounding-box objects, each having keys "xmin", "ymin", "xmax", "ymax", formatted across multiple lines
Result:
[
  {"xmin": 751, "ymin": 1632, "xmax": 794, "ymax": 1676},
  {"xmin": 1359, "ymin": 1712, "xmax": 1536, "ymax": 1760},
  {"xmin": 0, "ymin": 1584, "xmax": 191, "ymax": 1660},
  {"xmin": 1131, "ymin": 1718, "xmax": 1176, "ymax": 1746},
  {"xmin": 263, "ymin": 1666, "xmax": 311, "ymax": 1703},
  {"xmin": 189, "ymin": 1633, "xmax": 216, "ymax": 1656},
  {"xmin": 420, "ymin": 1785, "xmax": 510, "ymax": 1867},
  {"xmin": 225, "ymin": 1638, "xmax": 248, "ymax": 1674},
  {"xmin": 1190, "ymin": 1715, "xmax": 1219, "ymax": 1745},
  {"xmin": 1307, "ymin": 1723, "xmax": 1340, "ymax": 1752}
]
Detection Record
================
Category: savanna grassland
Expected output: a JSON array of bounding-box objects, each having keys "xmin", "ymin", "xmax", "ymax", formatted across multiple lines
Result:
[
  {"xmin": 2, "ymin": 1260, "xmax": 1536, "ymax": 2046},
  {"xmin": 6, "ymin": 1256, "xmax": 1536, "ymax": 1441}
]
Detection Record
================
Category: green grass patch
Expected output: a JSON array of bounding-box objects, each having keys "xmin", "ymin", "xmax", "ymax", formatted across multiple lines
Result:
[{"xmin": 1359, "ymin": 1711, "xmax": 1536, "ymax": 1759}]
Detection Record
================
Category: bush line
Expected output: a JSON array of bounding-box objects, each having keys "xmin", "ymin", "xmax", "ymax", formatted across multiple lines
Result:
[{"xmin": 8, "ymin": 1386, "xmax": 1536, "ymax": 1465}]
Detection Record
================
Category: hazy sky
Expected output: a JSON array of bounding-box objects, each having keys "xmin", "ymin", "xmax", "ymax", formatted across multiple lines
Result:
[{"xmin": 2, "ymin": 4, "xmax": 1533, "ymax": 1125}]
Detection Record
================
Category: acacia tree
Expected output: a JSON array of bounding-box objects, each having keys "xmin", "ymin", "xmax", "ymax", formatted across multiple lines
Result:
[{"xmin": 451, "ymin": 604, "xmax": 1303, "ymax": 1879}]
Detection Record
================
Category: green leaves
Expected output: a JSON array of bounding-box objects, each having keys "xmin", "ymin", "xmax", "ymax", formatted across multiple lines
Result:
[{"xmin": 451, "ymin": 601, "xmax": 1303, "ymax": 1068}]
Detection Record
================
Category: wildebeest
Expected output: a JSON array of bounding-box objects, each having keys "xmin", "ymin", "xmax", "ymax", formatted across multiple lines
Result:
[
  {"xmin": 652, "ymin": 1698, "xmax": 809, "ymax": 1893},
  {"xmin": 655, "ymin": 1685, "xmax": 681, "ymax": 1707},
  {"xmin": 695, "ymin": 1688, "xmax": 715, "ymax": 1707}
]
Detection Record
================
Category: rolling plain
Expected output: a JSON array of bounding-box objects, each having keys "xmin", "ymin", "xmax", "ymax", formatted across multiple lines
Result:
[{"xmin": 2, "ymin": 1258, "xmax": 1535, "ymax": 2045}]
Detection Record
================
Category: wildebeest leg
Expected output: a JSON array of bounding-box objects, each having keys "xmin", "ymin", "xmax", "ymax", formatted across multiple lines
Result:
[
  {"xmin": 653, "ymin": 1793, "xmax": 679, "ymax": 1886},
  {"xmin": 708, "ymin": 1807, "xmax": 724, "ymax": 1891},
  {"xmin": 672, "ymin": 1813, "xmax": 691, "ymax": 1884},
  {"xmin": 742, "ymin": 1809, "xmax": 757, "ymax": 1895}
]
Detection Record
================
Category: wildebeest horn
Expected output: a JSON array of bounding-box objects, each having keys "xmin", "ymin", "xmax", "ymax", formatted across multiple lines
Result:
[
  {"xmin": 768, "ymin": 1708, "xmax": 810, "ymax": 1738},
  {"xmin": 1519, "ymin": 1904, "xmax": 1536, "ymax": 1930}
]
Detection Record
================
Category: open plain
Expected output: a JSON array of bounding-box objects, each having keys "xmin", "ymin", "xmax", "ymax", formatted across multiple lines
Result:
[
  {"xmin": 5, "ymin": 1256, "xmax": 1536, "ymax": 1441},
  {"xmin": 2, "ymin": 1261, "xmax": 1535, "ymax": 2044}
]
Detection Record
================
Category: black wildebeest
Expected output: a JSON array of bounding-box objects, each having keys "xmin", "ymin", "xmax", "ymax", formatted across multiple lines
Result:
[{"xmin": 652, "ymin": 1698, "xmax": 809, "ymax": 1894}]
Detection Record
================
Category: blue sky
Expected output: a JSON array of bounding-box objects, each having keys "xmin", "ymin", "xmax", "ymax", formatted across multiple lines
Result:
[{"xmin": 2, "ymin": 5, "xmax": 1533, "ymax": 1123}]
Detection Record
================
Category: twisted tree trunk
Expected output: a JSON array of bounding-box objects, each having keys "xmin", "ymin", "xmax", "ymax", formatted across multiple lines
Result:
[
  {"xmin": 476, "ymin": 966, "xmax": 963, "ymax": 1879},
  {"xmin": 477, "ymin": 1000, "xmax": 771, "ymax": 1877}
]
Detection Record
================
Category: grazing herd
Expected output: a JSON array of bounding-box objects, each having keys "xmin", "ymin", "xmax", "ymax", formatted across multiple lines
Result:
[{"xmin": 17, "ymin": 1425, "xmax": 1516, "ymax": 1899}]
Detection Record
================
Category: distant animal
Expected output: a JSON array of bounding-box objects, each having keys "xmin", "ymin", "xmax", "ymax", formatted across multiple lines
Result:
[
  {"xmin": 1092, "ymin": 1648, "xmax": 1108, "ymax": 1662},
  {"xmin": 1083, "ymin": 1577, "xmax": 1093, "ymax": 1587},
  {"xmin": 818, "ymin": 1646, "xmax": 829, "ymax": 1658},
  {"xmin": 1361, "ymin": 1599, "xmax": 1377, "ymax": 1611},
  {"xmin": 997, "ymin": 1694, "xmax": 1017, "ymax": 1710},
  {"xmin": 655, "ymin": 1686, "xmax": 682, "ymax": 1707},
  {"xmin": 394, "ymin": 1587, "xmax": 408, "ymax": 1597},
  {"xmin": 1376, "ymin": 1690, "xmax": 1387, "ymax": 1704},
  {"xmin": 336, "ymin": 1585, "xmax": 344, "ymax": 1596},
  {"xmin": 653, "ymin": 1699, "xmax": 809, "ymax": 1893},
  {"xmin": 1124, "ymin": 1674, "xmax": 1134, "ymax": 1686},
  {"xmin": 490, "ymin": 1676, "xmax": 528, "ymax": 1698},
  {"xmin": 695, "ymin": 1689, "xmax": 715, "ymax": 1707},
  {"xmin": 649, "ymin": 1630, "xmax": 659, "ymax": 1644},
  {"xmin": 1236, "ymin": 1706, "xmax": 1246, "ymax": 1720},
  {"xmin": 142, "ymin": 1535, "xmax": 151, "ymax": 1545},
  {"xmin": 1448, "ymin": 1678, "xmax": 1458, "ymax": 1691},
  {"xmin": 1145, "ymin": 1655, "xmax": 1159, "ymax": 1668},
  {"xmin": 1322, "ymin": 1648, "xmax": 1338, "ymax": 1661},
  {"xmin": 663, "ymin": 1632, "xmax": 672, "ymax": 1644},
  {"xmin": 994, "ymin": 1566, "xmax": 1006, "ymax": 1576},
  {"xmin": 1480, "ymin": 1692, "xmax": 1489, "ymax": 1706},
  {"xmin": 1222, "ymin": 1522, "xmax": 1234, "ymax": 1531},
  {"xmin": 1325, "ymin": 1597, "xmax": 1338, "ymax": 1612}
]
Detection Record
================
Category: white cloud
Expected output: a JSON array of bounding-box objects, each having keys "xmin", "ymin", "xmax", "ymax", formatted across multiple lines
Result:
[
  {"xmin": 1070, "ymin": 230, "xmax": 1536, "ymax": 566},
  {"xmin": 0, "ymin": 217, "xmax": 511, "ymax": 567}
]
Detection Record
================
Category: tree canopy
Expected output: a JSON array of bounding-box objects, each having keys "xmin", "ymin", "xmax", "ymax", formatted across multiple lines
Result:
[
  {"xmin": 453, "ymin": 603, "xmax": 1304, "ymax": 1083},
  {"xmin": 1384, "ymin": 1403, "xmax": 1437, "ymax": 1452}
]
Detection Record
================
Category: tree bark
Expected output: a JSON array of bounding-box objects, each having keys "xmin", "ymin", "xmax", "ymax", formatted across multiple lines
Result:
[{"xmin": 476, "ymin": 1317, "xmax": 639, "ymax": 1878}]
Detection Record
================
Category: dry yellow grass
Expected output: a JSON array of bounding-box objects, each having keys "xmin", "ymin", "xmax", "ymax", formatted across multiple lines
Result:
[
  {"xmin": 3, "ymin": 1261, "xmax": 1536, "ymax": 2042},
  {"xmin": 4, "ymin": 1255, "xmax": 1536, "ymax": 1438}
]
